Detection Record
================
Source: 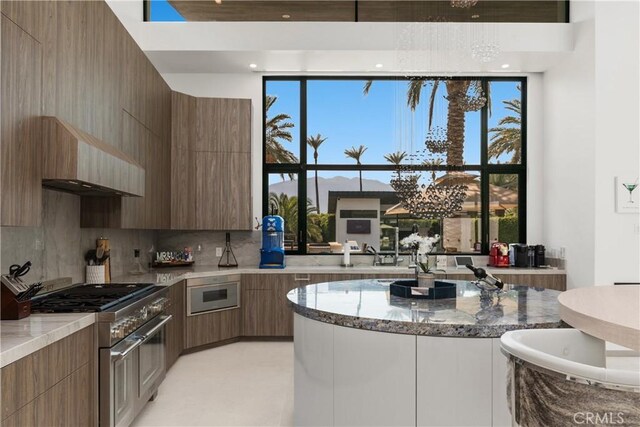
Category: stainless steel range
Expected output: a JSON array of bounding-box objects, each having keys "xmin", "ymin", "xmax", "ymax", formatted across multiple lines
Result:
[{"xmin": 31, "ymin": 283, "xmax": 171, "ymax": 427}]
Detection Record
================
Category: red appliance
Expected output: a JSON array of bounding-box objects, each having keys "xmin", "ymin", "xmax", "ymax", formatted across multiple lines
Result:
[{"xmin": 489, "ymin": 242, "xmax": 510, "ymax": 267}]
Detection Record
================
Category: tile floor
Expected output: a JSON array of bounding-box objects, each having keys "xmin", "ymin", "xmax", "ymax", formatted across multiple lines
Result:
[{"xmin": 132, "ymin": 341, "xmax": 294, "ymax": 427}]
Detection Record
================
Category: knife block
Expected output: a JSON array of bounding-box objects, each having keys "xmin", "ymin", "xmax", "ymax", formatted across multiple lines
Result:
[{"xmin": 1, "ymin": 283, "xmax": 31, "ymax": 320}]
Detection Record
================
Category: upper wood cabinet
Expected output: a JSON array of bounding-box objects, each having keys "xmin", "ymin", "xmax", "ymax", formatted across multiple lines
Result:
[
  {"xmin": 171, "ymin": 92, "xmax": 252, "ymax": 230},
  {"xmin": 1, "ymin": 15, "xmax": 43, "ymax": 226},
  {"xmin": 1, "ymin": 0, "xmax": 172, "ymax": 228}
]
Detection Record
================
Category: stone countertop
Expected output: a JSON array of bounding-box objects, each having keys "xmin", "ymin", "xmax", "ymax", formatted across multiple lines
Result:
[
  {"xmin": 287, "ymin": 279, "xmax": 564, "ymax": 338},
  {"xmin": 559, "ymin": 285, "xmax": 640, "ymax": 351},
  {"xmin": 111, "ymin": 265, "xmax": 565, "ymax": 287},
  {"xmin": 0, "ymin": 313, "xmax": 95, "ymax": 368}
]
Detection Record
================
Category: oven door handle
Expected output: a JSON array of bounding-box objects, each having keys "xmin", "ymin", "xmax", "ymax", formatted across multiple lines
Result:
[
  {"xmin": 136, "ymin": 314, "xmax": 172, "ymax": 344},
  {"xmin": 110, "ymin": 337, "xmax": 143, "ymax": 361}
]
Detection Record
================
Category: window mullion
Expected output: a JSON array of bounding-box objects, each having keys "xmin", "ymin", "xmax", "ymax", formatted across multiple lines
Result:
[
  {"xmin": 298, "ymin": 78, "xmax": 308, "ymax": 254},
  {"xmin": 480, "ymin": 79, "xmax": 490, "ymax": 254}
]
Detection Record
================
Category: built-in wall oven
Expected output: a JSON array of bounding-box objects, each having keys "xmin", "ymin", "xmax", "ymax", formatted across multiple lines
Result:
[{"xmin": 187, "ymin": 275, "xmax": 240, "ymax": 316}]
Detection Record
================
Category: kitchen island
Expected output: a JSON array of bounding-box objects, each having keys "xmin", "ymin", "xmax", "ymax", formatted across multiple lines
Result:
[{"xmin": 287, "ymin": 278, "xmax": 564, "ymax": 427}]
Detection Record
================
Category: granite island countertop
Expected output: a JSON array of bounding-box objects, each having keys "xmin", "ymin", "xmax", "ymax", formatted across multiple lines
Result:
[{"xmin": 287, "ymin": 278, "xmax": 564, "ymax": 338}]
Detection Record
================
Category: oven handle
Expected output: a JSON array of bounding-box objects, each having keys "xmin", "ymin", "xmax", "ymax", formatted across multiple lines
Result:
[
  {"xmin": 110, "ymin": 337, "xmax": 143, "ymax": 361},
  {"xmin": 109, "ymin": 315, "xmax": 173, "ymax": 361},
  {"xmin": 137, "ymin": 314, "xmax": 172, "ymax": 344}
]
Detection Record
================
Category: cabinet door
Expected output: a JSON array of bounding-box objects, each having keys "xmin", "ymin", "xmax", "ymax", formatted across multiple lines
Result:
[
  {"xmin": 242, "ymin": 274, "xmax": 295, "ymax": 337},
  {"xmin": 170, "ymin": 92, "xmax": 197, "ymax": 229},
  {"xmin": 195, "ymin": 151, "xmax": 252, "ymax": 230},
  {"xmin": 195, "ymin": 98, "xmax": 251, "ymax": 153},
  {"xmin": 166, "ymin": 281, "xmax": 185, "ymax": 370},
  {"xmin": 242, "ymin": 289, "xmax": 277, "ymax": 336},
  {"xmin": 1, "ymin": 15, "xmax": 43, "ymax": 226},
  {"xmin": 242, "ymin": 274, "xmax": 277, "ymax": 336},
  {"xmin": 495, "ymin": 274, "xmax": 566, "ymax": 291},
  {"xmin": 184, "ymin": 308, "xmax": 240, "ymax": 349}
]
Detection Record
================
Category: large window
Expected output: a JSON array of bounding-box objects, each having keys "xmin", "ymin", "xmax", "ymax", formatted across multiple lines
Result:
[{"xmin": 263, "ymin": 77, "xmax": 526, "ymax": 255}]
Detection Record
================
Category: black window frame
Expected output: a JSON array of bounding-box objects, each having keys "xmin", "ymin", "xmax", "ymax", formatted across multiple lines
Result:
[{"xmin": 263, "ymin": 76, "xmax": 527, "ymax": 255}]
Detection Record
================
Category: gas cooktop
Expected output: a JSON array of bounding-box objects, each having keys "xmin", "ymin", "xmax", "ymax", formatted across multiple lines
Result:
[{"xmin": 30, "ymin": 283, "xmax": 158, "ymax": 313}]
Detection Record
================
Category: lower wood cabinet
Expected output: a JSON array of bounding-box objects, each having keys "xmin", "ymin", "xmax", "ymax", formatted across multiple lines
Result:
[
  {"xmin": 440, "ymin": 273, "xmax": 566, "ymax": 291},
  {"xmin": 242, "ymin": 273, "xmax": 372, "ymax": 338},
  {"xmin": 1, "ymin": 326, "xmax": 96, "ymax": 427},
  {"xmin": 242, "ymin": 274, "xmax": 294, "ymax": 337},
  {"xmin": 166, "ymin": 280, "xmax": 185, "ymax": 370},
  {"xmin": 185, "ymin": 308, "xmax": 241, "ymax": 349}
]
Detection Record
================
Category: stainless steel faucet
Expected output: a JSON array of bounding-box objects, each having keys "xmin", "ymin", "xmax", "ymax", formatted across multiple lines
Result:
[
  {"xmin": 367, "ymin": 246, "xmax": 381, "ymax": 266},
  {"xmin": 393, "ymin": 227, "xmax": 404, "ymax": 266}
]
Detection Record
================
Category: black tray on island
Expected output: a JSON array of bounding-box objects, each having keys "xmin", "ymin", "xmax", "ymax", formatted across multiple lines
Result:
[{"xmin": 389, "ymin": 279, "xmax": 457, "ymax": 300}]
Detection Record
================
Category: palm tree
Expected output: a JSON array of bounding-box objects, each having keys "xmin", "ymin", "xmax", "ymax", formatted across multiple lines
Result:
[
  {"xmin": 384, "ymin": 151, "xmax": 407, "ymax": 165},
  {"xmin": 268, "ymin": 192, "xmax": 325, "ymax": 243},
  {"xmin": 265, "ymin": 95, "xmax": 298, "ymax": 165},
  {"xmin": 488, "ymin": 87, "xmax": 521, "ymax": 164},
  {"xmin": 307, "ymin": 134, "xmax": 327, "ymax": 213},
  {"xmin": 344, "ymin": 145, "xmax": 368, "ymax": 191},
  {"xmin": 366, "ymin": 79, "xmax": 486, "ymax": 167},
  {"xmin": 268, "ymin": 192, "xmax": 298, "ymax": 236}
]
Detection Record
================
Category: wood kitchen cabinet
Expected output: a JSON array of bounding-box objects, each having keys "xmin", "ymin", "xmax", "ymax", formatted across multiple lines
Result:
[
  {"xmin": 185, "ymin": 308, "xmax": 241, "ymax": 349},
  {"xmin": 171, "ymin": 92, "xmax": 252, "ymax": 230},
  {"xmin": 440, "ymin": 273, "xmax": 566, "ymax": 291},
  {"xmin": 166, "ymin": 280, "xmax": 185, "ymax": 371},
  {"xmin": 1, "ymin": 0, "xmax": 172, "ymax": 228},
  {"xmin": 0, "ymin": 14, "xmax": 43, "ymax": 226},
  {"xmin": 241, "ymin": 273, "xmax": 365, "ymax": 337},
  {"xmin": 242, "ymin": 274, "xmax": 301, "ymax": 337},
  {"xmin": 1, "ymin": 326, "xmax": 96, "ymax": 426}
]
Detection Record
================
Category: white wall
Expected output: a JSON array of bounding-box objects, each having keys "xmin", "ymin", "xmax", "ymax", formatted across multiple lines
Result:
[
  {"xmin": 526, "ymin": 74, "xmax": 545, "ymax": 244},
  {"xmin": 593, "ymin": 1, "xmax": 640, "ymax": 285},
  {"xmin": 542, "ymin": 2, "xmax": 596, "ymax": 289},
  {"xmin": 162, "ymin": 73, "xmax": 264, "ymax": 222},
  {"xmin": 543, "ymin": 1, "xmax": 640, "ymax": 288}
]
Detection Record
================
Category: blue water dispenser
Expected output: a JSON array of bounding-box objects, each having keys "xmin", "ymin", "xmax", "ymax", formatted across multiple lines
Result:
[{"xmin": 259, "ymin": 215, "xmax": 286, "ymax": 269}]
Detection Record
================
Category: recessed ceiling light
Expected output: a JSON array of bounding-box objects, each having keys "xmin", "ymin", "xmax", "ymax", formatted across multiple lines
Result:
[
  {"xmin": 249, "ymin": 63, "xmax": 257, "ymax": 69},
  {"xmin": 282, "ymin": 14, "xmax": 291, "ymax": 19},
  {"xmin": 501, "ymin": 63, "xmax": 510, "ymax": 69},
  {"xmin": 471, "ymin": 14, "xmax": 480, "ymax": 19},
  {"xmin": 214, "ymin": 0, "xmax": 222, "ymax": 4},
  {"xmin": 375, "ymin": 63, "xmax": 383, "ymax": 68}
]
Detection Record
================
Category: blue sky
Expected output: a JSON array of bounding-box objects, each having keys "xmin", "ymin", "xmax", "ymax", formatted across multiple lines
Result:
[
  {"xmin": 148, "ymin": 0, "xmax": 185, "ymax": 21},
  {"xmin": 267, "ymin": 79, "xmax": 521, "ymax": 166}
]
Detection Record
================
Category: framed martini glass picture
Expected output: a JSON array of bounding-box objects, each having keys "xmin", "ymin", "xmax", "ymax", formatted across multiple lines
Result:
[{"xmin": 616, "ymin": 176, "xmax": 640, "ymax": 213}]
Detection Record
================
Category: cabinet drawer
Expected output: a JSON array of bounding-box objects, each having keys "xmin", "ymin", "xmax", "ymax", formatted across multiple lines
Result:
[
  {"xmin": 185, "ymin": 308, "xmax": 240, "ymax": 349},
  {"xmin": 1, "ymin": 326, "xmax": 93, "ymax": 421}
]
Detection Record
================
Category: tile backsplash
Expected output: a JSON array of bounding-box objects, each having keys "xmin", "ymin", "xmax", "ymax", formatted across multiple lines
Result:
[{"xmin": 1, "ymin": 189, "xmax": 155, "ymax": 284}]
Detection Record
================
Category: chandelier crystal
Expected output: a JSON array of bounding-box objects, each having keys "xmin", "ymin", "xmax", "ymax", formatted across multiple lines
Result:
[
  {"xmin": 424, "ymin": 126, "xmax": 451, "ymax": 154},
  {"xmin": 390, "ymin": 170, "xmax": 468, "ymax": 219},
  {"xmin": 450, "ymin": 0, "xmax": 478, "ymax": 8}
]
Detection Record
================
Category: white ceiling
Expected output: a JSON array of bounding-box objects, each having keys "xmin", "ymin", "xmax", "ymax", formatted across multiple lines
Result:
[{"xmin": 107, "ymin": 0, "xmax": 575, "ymax": 74}]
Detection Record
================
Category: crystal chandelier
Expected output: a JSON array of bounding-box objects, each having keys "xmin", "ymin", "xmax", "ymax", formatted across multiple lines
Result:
[
  {"xmin": 459, "ymin": 84, "xmax": 487, "ymax": 112},
  {"xmin": 450, "ymin": 0, "xmax": 478, "ymax": 8},
  {"xmin": 391, "ymin": 169, "xmax": 468, "ymax": 219},
  {"xmin": 470, "ymin": 43, "xmax": 500, "ymax": 63},
  {"xmin": 424, "ymin": 126, "xmax": 451, "ymax": 154}
]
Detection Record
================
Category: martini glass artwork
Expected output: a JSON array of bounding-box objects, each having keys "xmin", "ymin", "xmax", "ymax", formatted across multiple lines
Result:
[{"xmin": 623, "ymin": 182, "xmax": 638, "ymax": 203}]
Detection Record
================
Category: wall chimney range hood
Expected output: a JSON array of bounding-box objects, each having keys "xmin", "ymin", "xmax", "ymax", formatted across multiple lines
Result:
[{"xmin": 42, "ymin": 117, "xmax": 145, "ymax": 197}]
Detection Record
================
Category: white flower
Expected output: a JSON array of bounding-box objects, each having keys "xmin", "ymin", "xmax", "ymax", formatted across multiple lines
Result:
[
  {"xmin": 401, "ymin": 233, "xmax": 440, "ymax": 254},
  {"xmin": 417, "ymin": 234, "xmax": 440, "ymax": 255},
  {"xmin": 400, "ymin": 233, "xmax": 423, "ymax": 249}
]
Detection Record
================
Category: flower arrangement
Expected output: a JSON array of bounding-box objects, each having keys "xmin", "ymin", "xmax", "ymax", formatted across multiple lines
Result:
[{"xmin": 400, "ymin": 233, "xmax": 441, "ymax": 273}]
